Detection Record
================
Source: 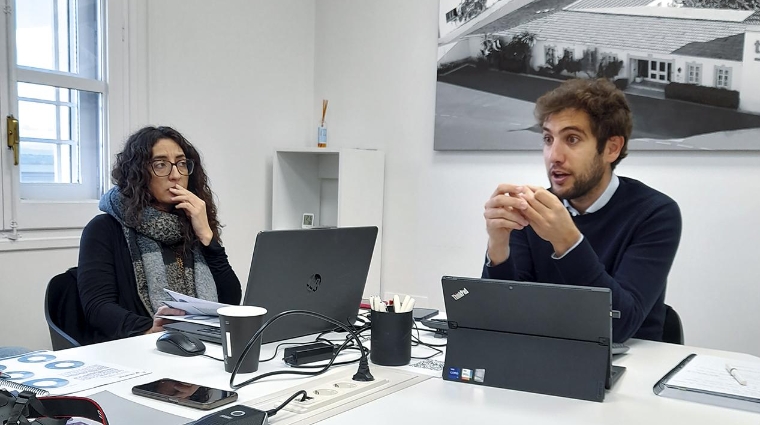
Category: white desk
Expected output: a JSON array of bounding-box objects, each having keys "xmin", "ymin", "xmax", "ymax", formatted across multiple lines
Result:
[{"xmin": 62, "ymin": 334, "xmax": 759, "ymax": 424}]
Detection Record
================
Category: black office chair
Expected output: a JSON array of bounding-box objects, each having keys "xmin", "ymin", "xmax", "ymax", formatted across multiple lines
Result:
[
  {"xmin": 44, "ymin": 267, "xmax": 87, "ymax": 350},
  {"xmin": 662, "ymin": 304, "xmax": 684, "ymax": 345}
]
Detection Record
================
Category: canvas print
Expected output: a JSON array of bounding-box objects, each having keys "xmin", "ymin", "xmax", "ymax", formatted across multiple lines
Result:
[{"xmin": 436, "ymin": 0, "xmax": 760, "ymax": 150}]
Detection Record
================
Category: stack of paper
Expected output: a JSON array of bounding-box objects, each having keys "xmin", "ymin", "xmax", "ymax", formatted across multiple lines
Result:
[{"xmin": 156, "ymin": 289, "xmax": 231, "ymax": 327}]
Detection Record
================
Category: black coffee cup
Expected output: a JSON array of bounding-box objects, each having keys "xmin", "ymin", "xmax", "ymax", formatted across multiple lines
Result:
[
  {"xmin": 370, "ymin": 309, "xmax": 413, "ymax": 366},
  {"xmin": 217, "ymin": 306, "xmax": 267, "ymax": 373}
]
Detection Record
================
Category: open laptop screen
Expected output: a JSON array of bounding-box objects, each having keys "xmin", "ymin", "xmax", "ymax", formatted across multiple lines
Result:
[{"xmin": 243, "ymin": 227, "xmax": 377, "ymax": 343}]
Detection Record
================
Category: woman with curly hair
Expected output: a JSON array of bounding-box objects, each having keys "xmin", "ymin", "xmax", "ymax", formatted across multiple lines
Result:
[{"xmin": 77, "ymin": 126, "xmax": 241, "ymax": 343}]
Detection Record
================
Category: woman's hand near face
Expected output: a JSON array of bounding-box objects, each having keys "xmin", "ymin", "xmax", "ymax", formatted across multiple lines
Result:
[{"xmin": 169, "ymin": 184, "xmax": 213, "ymax": 246}]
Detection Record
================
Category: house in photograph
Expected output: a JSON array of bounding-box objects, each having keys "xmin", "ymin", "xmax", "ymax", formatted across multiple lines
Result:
[{"xmin": 439, "ymin": 0, "xmax": 760, "ymax": 115}]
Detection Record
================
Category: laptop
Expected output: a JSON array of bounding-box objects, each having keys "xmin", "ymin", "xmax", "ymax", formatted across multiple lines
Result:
[
  {"xmin": 441, "ymin": 276, "xmax": 624, "ymax": 402},
  {"xmin": 165, "ymin": 226, "xmax": 377, "ymax": 344}
]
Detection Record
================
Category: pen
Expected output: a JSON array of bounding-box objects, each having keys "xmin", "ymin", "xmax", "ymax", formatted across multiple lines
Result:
[
  {"xmin": 725, "ymin": 363, "xmax": 747, "ymax": 386},
  {"xmin": 0, "ymin": 372, "xmax": 10, "ymax": 379}
]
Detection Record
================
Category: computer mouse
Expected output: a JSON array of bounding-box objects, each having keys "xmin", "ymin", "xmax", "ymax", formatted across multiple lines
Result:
[{"xmin": 156, "ymin": 331, "xmax": 206, "ymax": 357}]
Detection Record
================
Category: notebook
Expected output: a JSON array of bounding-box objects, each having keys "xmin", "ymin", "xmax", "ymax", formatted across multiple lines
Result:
[
  {"xmin": 654, "ymin": 353, "xmax": 760, "ymax": 413},
  {"xmin": 0, "ymin": 351, "xmax": 149, "ymax": 396},
  {"xmin": 165, "ymin": 226, "xmax": 378, "ymax": 344}
]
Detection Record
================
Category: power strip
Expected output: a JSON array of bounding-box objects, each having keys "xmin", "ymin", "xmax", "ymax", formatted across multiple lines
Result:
[{"xmin": 243, "ymin": 367, "xmax": 429, "ymax": 424}]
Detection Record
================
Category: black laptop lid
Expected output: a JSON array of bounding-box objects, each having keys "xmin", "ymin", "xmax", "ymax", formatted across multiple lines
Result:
[
  {"xmin": 243, "ymin": 227, "xmax": 377, "ymax": 343},
  {"xmin": 442, "ymin": 276, "xmax": 612, "ymax": 342}
]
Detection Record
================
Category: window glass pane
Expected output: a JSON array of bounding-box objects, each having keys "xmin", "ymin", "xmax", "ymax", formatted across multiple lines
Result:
[
  {"xmin": 18, "ymin": 82, "xmax": 56, "ymax": 101},
  {"xmin": 59, "ymin": 105, "xmax": 71, "ymax": 140},
  {"xmin": 16, "ymin": 0, "xmax": 55, "ymax": 70},
  {"xmin": 57, "ymin": 0, "xmax": 70, "ymax": 73},
  {"xmin": 20, "ymin": 142, "xmax": 58, "ymax": 183},
  {"xmin": 16, "ymin": 0, "xmax": 100, "ymax": 79},
  {"xmin": 17, "ymin": 83, "xmax": 101, "ymax": 185},
  {"xmin": 19, "ymin": 101, "xmax": 57, "ymax": 139}
]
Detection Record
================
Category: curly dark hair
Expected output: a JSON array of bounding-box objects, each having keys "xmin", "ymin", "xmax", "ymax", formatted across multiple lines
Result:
[
  {"xmin": 112, "ymin": 126, "xmax": 221, "ymax": 249},
  {"xmin": 534, "ymin": 78, "xmax": 632, "ymax": 170}
]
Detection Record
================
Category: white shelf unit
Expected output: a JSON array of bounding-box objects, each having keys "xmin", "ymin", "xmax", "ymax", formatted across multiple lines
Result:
[{"xmin": 272, "ymin": 148, "xmax": 385, "ymax": 298}]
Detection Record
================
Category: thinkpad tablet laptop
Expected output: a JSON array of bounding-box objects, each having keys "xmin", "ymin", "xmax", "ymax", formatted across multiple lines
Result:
[{"xmin": 441, "ymin": 276, "xmax": 624, "ymax": 402}]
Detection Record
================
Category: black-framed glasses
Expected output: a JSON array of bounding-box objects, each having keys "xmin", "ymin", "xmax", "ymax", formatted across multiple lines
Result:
[{"xmin": 150, "ymin": 159, "xmax": 195, "ymax": 177}]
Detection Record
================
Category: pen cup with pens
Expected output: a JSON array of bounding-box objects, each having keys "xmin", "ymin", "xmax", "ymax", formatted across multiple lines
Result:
[{"xmin": 369, "ymin": 295, "xmax": 413, "ymax": 366}]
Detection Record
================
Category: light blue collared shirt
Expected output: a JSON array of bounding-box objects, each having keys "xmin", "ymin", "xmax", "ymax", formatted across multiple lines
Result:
[{"xmin": 553, "ymin": 174, "xmax": 619, "ymax": 259}]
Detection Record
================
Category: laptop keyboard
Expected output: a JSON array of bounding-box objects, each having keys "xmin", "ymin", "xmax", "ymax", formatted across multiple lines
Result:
[
  {"xmin": 196, "ymin": 326, "xmax": 221, "ymax": 336},
  {"xmin": 611, "ymin": 343, "xmax": 630, "ymax": 355}
]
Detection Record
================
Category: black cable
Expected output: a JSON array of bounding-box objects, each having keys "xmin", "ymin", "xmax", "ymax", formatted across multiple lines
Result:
[
  {"xmin": 412, "ymin": 321, "xmax": 447, "ymax": 347},
  {"xmin": 202, "ymin": 354, "xmax": 224, "ymax": 362},
  {"xmin": 266, "ymin": 390, "xmax": 308, "ymax": 417},
  {"xmin": 259, "ymin": 342, "xmax": 303, "ymax": 363},
  {"xmin": 229, "ymin": 310, "xmax": 374, "ymax": 390}
]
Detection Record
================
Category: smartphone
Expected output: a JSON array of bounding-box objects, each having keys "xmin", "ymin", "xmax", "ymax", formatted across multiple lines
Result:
[
  {"xmin": 132, "ymin": 378, "xmax": 238, "ymax": 410},
  {"xmin": 412, "ymin": 307, "xmax": 439, "ymax": 321}
]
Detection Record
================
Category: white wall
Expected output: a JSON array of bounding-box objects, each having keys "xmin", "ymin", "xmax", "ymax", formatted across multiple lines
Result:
[
  {"xmin": 0, "ymin": 249, "xmax": 79, "ymax": 349},
  {"xmin": 315, "ymin": 0, "xmax": 760, "ymax": 356},
  {"xmin": 741, "ymin": 26, "xmax": 760, "ymax": 113},
  {"xmin": 144, "ymin": 0, "xmax": 316, "ymax": 289}
]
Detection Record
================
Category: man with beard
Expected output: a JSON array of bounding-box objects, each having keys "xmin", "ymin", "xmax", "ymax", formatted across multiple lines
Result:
[{"xmin": 482, "ymin": 78, "xmax": 681, "ymax": 343}]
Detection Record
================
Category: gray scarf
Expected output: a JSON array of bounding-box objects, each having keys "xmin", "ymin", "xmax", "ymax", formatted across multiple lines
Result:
[{"xmin": 99, "ymin": 187, "xmax": 218, "ymax": 315}]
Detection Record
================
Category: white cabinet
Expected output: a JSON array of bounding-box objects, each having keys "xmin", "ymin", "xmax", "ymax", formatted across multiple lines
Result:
[{"xmin": 272, "ymin": 148, "xmax": 384, "ymax": 297}]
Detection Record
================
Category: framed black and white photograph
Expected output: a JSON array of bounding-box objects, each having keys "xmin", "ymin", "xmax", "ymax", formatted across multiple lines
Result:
[{"xmin": 436, "ymin": 0, "xmax": 760, "ymax": 151}]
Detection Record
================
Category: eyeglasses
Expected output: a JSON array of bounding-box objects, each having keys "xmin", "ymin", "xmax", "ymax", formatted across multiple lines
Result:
[{"xmin": 150, "ymin": 159, "xmax": 195, "ymax": 177}]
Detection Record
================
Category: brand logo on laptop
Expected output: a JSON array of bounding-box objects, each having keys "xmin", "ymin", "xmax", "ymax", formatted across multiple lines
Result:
[
  {"xmin": 451, "ymin": 287, "xmax": 469, "ymax": 300},
  {"xmin": 306, "ymin": 273, "xmax": 322, "ymax": 292}
]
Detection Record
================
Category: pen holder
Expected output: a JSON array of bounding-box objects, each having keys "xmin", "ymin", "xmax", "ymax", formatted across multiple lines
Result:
[{"xmin": 370, "ymin": 309, "xmax": 413, "ymax": 366}]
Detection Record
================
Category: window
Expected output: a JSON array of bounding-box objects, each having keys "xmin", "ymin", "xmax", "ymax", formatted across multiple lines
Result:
[
  {"xmin": 563, "ymin": 48, "xmax": 574, "ymax": 61},
  {"xmin": 715, "ymin": 66, "xmax": 731, "ymax": 89},
  {"xmin": 545, "ymin": 46, "xmax": 556, "ymax": 65},
  {"xmin": 445, "ymin": 8, "xmax": 459, "ymax": 22},
  {"xmin": 601, "ymin": 53, "xmax": 618, "ymax": 64},
  {"xmin": 0, "ymin": 0, "xmax": 126, "ymax": 235},
  {"xmin": 686, "ymin": 63, "xmax": 701, "ymax": 85}
]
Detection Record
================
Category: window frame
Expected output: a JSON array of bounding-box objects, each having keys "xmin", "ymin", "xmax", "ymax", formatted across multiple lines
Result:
[
  {"xmin": 714, "ymin": 65, "xmax": 731, "ymax": 89},
  {"xmin": 445, "ymin": 8, "xmax": 459, "ymax": 23},
  {"xmin": 686, "ymin": 62, "xmax": 701, "ymax": 85},
  {"xmin": 0, "ymin": 0, "xmax": 138, "ymax": 247},
  {"xmin": 545, "ymin": 45, "xmax": 556, "ymax": 66}
]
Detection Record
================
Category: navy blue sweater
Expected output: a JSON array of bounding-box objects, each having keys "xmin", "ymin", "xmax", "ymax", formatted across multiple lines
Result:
[{"xmin": 483, "ymin": 177, "xmax": 681, "ymax": 342}]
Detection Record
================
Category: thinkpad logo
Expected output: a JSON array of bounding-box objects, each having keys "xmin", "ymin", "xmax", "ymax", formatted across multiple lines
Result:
[{"xmin": 451, "ymin": 288, "xmax": 469, "ymax": 300}]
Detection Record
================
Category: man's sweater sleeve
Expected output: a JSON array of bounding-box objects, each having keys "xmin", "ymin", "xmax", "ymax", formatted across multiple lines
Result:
[
  {"xmin": 551, "ymin": 201, "xmax": 682, "ymax": 342},
  {"xmin": 482, "ymin": 229, "xmax": 536, "ymax": 282},
  {"xmin": 201, "ymin": 240, "xmax": 242, "ymax": 305},
  {"xmin": 77, "ymin": 216, "xmax": 152, "ymax": 339}
]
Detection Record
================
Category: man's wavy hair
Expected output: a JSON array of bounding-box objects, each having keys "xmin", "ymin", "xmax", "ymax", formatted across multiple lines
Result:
[
  {"xmin": 112, "ymin": 126, "xmax": 221, "ymax": 249},
  {"xmin": 535, "ymin": 78, "xmax": 632, "ymax": 170}
]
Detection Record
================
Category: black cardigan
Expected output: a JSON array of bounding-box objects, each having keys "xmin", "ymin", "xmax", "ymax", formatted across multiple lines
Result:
[{"xmin": 77, "ymin": 214, "xmax": 242, "ymax": 344}]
